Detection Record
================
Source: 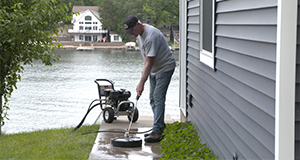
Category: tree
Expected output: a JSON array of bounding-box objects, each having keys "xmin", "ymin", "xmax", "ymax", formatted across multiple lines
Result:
[
  {"xmin": 142, "ymin": 0, "xmax": 179, "ymax": 43},
  {"xmin": 142, "ymin": 0, "xmax": 179, "ymax": 27},
  {"xmin": 0, "ymin": 0, "xmax": 73, "ymax": 134},
  {"xmin": 98, "ymin": 0, "xmax": 179, "ymax": 43},
  {"xmin": 98, "ymin": 0, "xmax": 145, "ymax": 42}
]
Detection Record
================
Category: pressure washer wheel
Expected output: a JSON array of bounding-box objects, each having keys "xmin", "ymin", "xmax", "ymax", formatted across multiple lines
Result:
[
  {"xmin": 103, "ymin": 107, "xmax": 114, "ymax": 123},
  {"xmin": 127, "ymin": 108, "xmax": 139, "ymax": 122},
  {"xmin": 111, "ymin": 136, "xmax": 142, "ymax": 147}
]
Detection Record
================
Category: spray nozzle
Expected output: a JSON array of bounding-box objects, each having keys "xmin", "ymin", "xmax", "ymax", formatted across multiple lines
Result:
[{"xmin": 124, "ymin": 131, "xmax": 129, "ymax": 138}]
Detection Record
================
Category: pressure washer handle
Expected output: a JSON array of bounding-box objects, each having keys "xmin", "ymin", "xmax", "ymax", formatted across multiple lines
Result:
[{"xmin": 128, "ymin": 95, "xmax": 139, "ymax": 133}]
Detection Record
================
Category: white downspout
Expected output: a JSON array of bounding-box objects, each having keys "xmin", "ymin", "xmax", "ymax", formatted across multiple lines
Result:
[
  {"xmin": 275, "ymin": 0, "xmax": 297, "ymax": 159},
  {"xmin": 179, "ymin": 0, "xmax": 187, "ymax": 118}
]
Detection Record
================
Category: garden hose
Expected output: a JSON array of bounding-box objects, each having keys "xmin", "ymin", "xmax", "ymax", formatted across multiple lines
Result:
[
  {"xmin": 72, "ymin": 99, "xmax": 101, "ymax": 131},
  {"xmin": 81, "ymin": 128, "xmax": 152, "ymax": 135}
]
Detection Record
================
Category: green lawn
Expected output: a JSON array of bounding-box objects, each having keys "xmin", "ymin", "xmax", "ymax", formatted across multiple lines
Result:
[{"xmin": 0, "ymin": 125, "xmax": 99, "ymax": 160}]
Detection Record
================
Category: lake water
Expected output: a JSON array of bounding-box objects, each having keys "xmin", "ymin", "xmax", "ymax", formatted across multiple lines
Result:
[{"xmin": 2, "ymin": 49, "xmax": 180, "ymax": 134}]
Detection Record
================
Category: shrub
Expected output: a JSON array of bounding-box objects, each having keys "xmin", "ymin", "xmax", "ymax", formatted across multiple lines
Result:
[{"xmin": 157, "ymin": 121, "xmax": 217, "ymax": 160}]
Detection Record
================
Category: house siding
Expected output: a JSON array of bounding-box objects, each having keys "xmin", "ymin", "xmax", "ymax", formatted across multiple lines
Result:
[
  {"xmin": 295, "ymin": 1, "xmax": 300, "ymax": 159},
  {"xmin": 186, "ymin": 0, "xmax": 277, "ymax": 159}
]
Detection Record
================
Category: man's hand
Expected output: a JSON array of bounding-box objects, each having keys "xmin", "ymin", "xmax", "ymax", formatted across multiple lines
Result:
[{"xmin": 136, "ymin": 82, "xmax": 144, "ymax": 96}]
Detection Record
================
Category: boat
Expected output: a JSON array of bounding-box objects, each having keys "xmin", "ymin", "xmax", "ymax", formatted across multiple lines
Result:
[
  {"xmin": 76, "ymin": 47, "xmax": 94, "ymax": 51},
  {"xmin": 125, "ymin": 42, "xmax": 136, "ymax": 51}
]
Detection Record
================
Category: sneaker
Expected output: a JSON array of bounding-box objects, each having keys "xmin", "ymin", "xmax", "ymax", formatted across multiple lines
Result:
[
  {"xmin": 144, "ymin": 133, "xmax": 151, "ymax": 137},
  {"xmin": 144, "ymin": 131, "xmax": 164, "ymax": 137},
  {"xmin": 144, "ymin": 132, "xmax": 163, "ymax": 143}
]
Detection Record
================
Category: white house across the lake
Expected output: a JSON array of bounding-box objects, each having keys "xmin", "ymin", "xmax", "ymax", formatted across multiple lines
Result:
[{"xmin": 68, "ymin": 6, "xmax": 122, "ymax": 43}]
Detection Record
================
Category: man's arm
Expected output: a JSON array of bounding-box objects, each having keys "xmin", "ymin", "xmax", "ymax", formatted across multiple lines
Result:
[{"xmin": 136, "ymin": 56, "xmax": 154, "ymax": 96}]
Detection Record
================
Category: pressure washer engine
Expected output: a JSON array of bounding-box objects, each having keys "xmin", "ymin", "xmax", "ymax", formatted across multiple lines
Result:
[
  {"xmin": 73, "ymin": 79, "xmax": 139, "ymax": 131},
  {"xmin": 95, "ymin": 78, "xmax": 139, "ymax": 123},
  {"xmin": 102, "ymin": 88, "xmax": 138, "ymax": 123}
]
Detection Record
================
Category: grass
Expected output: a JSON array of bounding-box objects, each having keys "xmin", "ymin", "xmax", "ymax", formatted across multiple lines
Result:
[{"xmin": 0, "ymin": 124, "xmax": 100, "ymax": 160}]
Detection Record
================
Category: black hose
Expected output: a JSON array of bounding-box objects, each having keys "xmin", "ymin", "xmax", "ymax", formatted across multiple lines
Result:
[
  {"xmin": 81, "ymin": 128, "xmax": 153, "ymax": 135},
  {"xmin": 73, "ymin": 95, "xmax": 151, "ymax": 135},
  {"xmin": 72, "ymin": 99, "xmax": 101, "ymax": 131}
]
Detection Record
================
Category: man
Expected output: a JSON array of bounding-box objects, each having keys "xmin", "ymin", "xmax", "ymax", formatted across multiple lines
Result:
[{"xmin": 123, "ymin": 16, "xmax": 176, "ymax": 143}]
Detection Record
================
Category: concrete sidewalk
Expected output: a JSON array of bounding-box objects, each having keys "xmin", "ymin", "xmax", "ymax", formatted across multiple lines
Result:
[{"xmin": 88, "ymin": 116, "xmax": 178, "ymax": 160}]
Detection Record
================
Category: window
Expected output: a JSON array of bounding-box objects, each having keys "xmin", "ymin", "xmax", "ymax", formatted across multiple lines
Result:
[
  {"xmin": 85, "ymin": 26, "xmax": 92, "ymax": 30},
  {"xmin": 79, "ymin": 35, "xmax": 83, "ymax": 40},
  {"xmin": 79, "ymin": 26, "xmax": 83, "ymax": 30},
  {"xmin": 93, "ymin": 22, "xmax": 97, "ymax": 24},
  {"xmin": 93, "ymin": 35, "xmax": 97, "ymax": 42},
  {"xmin": 85, "ymin": 36, "xmax": 91, "ymax": 41},
  {"xmin": 114, "ymin": 35, "xmax": 119, "ymax": 41},
  {"xmin": 85, "ymin": 16, "xmax": 92, "ymax": 21},
  {"xmin": 79, "ymin": 22, "xmax": 83, "ymax": 24},
  {"xmin": 200, "ymin": 0, "xmax": 215, "ymax": 69},
  {"xmin": 93, "ymin": 26, "xmax": 98, "ymax": 30},
  {"xmin": 85, "ymin": 22, "xmax": 92, "ymax": 24}
]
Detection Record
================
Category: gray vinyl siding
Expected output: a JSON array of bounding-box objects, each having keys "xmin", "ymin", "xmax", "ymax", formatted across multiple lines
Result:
[
  {"xmin": 186, "ymin": 0, "xmax": 277, "ymax": 159},
  {"xmin": 296, "ymin": 1, "xmax": 300, "ymax": 159}
]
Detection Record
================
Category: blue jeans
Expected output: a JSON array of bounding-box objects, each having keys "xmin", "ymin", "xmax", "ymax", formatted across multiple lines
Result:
[{"xmin": 149, "ymin": 69, "xmax": 174, "ymax": 134}]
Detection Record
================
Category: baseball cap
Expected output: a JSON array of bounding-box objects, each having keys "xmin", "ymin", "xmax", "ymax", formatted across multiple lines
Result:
[{"xmin": 123, "ymin": 16, "xmax": 138, "ymax": 34}]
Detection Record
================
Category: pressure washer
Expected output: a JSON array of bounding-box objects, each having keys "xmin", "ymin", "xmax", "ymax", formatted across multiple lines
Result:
[{"xmin": 73, "ymin": 79, "xmax": 150, "ymax": 147}]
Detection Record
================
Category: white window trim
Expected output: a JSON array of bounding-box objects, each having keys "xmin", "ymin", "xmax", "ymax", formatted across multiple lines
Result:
[{"xmin": 199, "ymin": 0, "xmax": 215, "ymax": 69}]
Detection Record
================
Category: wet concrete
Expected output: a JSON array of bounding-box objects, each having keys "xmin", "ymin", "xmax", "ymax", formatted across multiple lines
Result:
[{"xmin": 88, "ymin": 116, "xmax": 178, "ymax": 160}]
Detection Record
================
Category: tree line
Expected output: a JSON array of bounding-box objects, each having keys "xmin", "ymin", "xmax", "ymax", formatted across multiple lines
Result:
[{"xmin": 62, "ymin": 0, "xmax": 179, "ymax": 42}]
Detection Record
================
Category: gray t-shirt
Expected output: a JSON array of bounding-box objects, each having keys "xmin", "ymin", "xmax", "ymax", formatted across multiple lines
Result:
[{"xmin": 136, "ymin": 24, "xmax": 176, "ymax": 76}]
